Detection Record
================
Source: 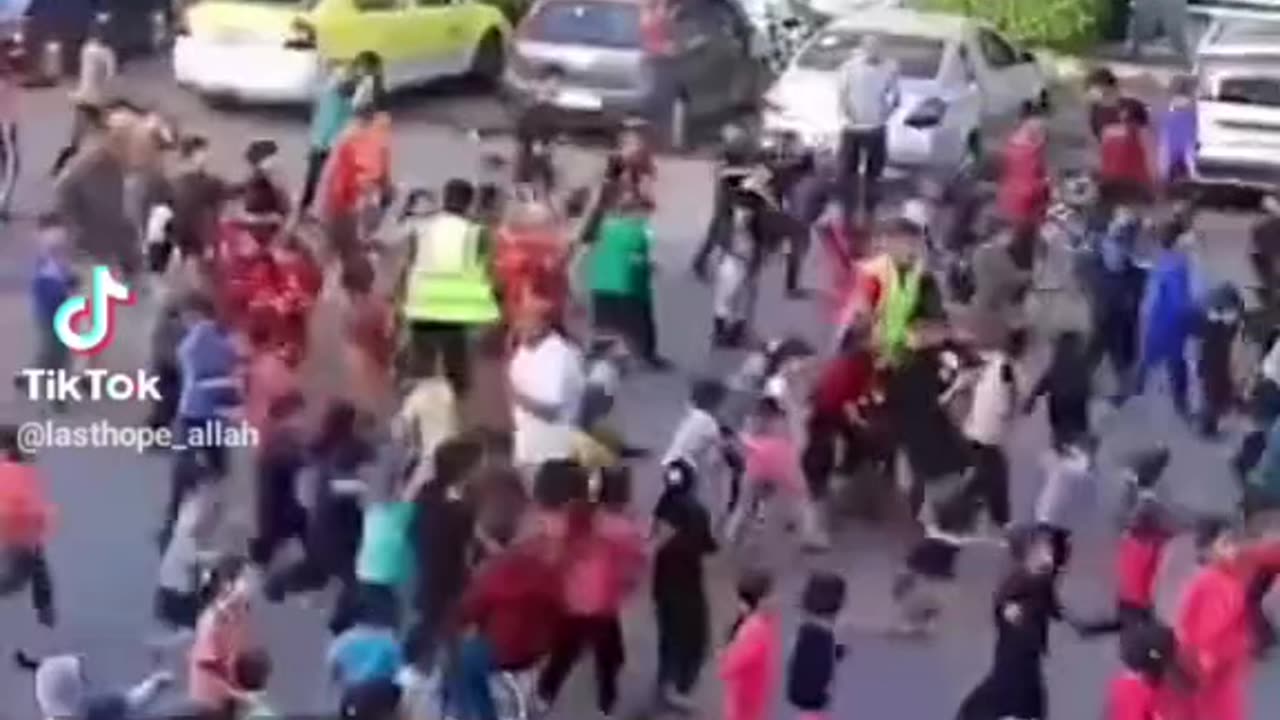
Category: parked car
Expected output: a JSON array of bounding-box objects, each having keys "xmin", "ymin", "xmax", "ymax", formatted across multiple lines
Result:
[
  {"xmin": 760, "ymin": 9, "xmax": 1048, "ymax": 178},
  {"xmin": 728, "ymin": 0, "xmax": 900, "ymax": 72},
  {"xmin": 173, "ymin": 0, "xmax": 510, "ymax": 105},
  {"xmin": 1193, "ymin": 20, "xmax": 1280, "ymax": 190},
  {"xmin": 503, "ymin": 0, "xmax": 766, "ymax": 149},
  {"xmin": 0, "ymin": 0, "xmax": 172, "ymax": 80}
]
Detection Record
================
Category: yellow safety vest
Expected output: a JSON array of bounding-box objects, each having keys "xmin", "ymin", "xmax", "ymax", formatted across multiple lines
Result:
[{"xmin": 402, "ymin": 214, "xmax": 499, "ymax": 325}]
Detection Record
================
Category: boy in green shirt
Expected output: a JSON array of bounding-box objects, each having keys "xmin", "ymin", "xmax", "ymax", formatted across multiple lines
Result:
[{"xmin": 588, "ymin": 194, "xmax": 669, "ymax": 369}]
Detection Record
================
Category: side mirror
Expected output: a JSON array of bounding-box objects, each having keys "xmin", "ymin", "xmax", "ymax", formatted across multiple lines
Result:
[
  {"xmin": 1019, "ymin": 49, "xmax": 1035, "ymax": 63},
  {"xmin": 780, "ymin": 17, "xmax": 802, "ymax": 29}
]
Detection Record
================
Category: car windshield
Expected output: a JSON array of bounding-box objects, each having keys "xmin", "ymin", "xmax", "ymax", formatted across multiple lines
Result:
[
  {"xmin": 524, "ymin": 0, "xmax": 643, "ymax": 49},
  {"xmin": 1218, "ymin": 76, "xmax": 1280, "ymax": 107},
  {"xmin": 795, "ymin": 30, "xmax": 945, "ymax": 78}
]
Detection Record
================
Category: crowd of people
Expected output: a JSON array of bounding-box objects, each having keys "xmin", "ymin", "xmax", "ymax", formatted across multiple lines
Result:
[{"xmin": 2, "ymin": 26, "xmax": 1280, "ymax": 720}]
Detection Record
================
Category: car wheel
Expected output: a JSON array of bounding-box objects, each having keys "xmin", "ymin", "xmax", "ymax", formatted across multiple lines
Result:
[
  {"xmin": 468, "ymin": 31, "xmax": 505, "ymax": 86},
  {"xmin": 664, "ymin": 95, "xmax": 690, "ymax": 152}
]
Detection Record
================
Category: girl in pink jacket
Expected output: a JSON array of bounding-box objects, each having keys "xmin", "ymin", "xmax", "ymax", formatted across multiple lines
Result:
[
  {"xmin": 720, "ymin": 571, "xmax": 779, "ymax": 720},
  {"xmin": 725, "ymin": 398, "xmax": 826, "ymax": 549}
]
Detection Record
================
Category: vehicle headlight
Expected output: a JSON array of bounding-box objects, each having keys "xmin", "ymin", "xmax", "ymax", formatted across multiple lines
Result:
[{"xmin": 904, "ymin": 97, "xmax": 947, "ymax": 128}]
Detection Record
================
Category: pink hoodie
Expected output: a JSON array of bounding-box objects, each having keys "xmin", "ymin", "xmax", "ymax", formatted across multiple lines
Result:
[
  {"xmin": 720, "ymin": 608, "xmax": 780, "ymax": 720},
  {"xmin": 742, "ymin": 432, "xmax": 804, "ymax": 497},
  {"xmin": 562, "ymin": 511, "xmax": 647, "ymax": 617}
]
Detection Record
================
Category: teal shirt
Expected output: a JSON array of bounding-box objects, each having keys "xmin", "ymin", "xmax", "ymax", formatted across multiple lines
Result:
[
  {"xmin": 588, "ymin": 214, "xmax": 652, "ymax": 297},
  {"xmin": 357, "ymin": 501, "xmax": 415, "ymax": 587},
  {"xmin": 309, "ymin": 82, "xmax": 354, "ymax": 151}
]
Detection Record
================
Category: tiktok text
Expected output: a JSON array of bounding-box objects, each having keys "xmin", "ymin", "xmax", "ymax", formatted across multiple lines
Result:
[{"xmin": 19, "ymin": 368, "xmax": 164, "ymax": 403}]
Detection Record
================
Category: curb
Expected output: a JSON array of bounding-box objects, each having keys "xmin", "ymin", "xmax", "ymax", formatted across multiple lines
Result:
[{"xmin": 1037, "ymin": 50, "xmax": 1183, "ymax": 88}]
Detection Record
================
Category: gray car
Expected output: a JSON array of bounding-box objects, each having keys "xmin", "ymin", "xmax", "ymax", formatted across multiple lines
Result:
[{"xmin": 503, "ymin": 0, "xmax": 766, "ymax": 148}]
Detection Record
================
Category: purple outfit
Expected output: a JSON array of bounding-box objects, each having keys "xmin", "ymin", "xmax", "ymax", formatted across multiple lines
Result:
[{"xmin": 1159, "ymin": 103, "xmax": 1197, "ymax": 183}]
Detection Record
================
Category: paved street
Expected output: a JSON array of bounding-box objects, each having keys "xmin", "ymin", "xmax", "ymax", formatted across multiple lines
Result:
[{"xmin": 0, "ymin": 59, "xmax": 1278, "ymax": 720}]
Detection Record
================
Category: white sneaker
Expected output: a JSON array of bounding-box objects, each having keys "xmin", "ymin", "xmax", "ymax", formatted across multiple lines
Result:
[{"xmin": 662, "ymin": 687, "xmax": 695, "ymax": 713}]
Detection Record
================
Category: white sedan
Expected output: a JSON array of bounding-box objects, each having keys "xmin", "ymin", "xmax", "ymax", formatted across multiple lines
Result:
[{"xmin": 761, "ymin": 9, "xmax": 1048, "ymax": 176}]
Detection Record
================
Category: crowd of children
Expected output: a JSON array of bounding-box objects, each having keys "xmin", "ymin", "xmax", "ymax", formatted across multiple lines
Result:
[{"xmin": 6, "ymin": 44, "xmax": 1280, "ymax": 720}]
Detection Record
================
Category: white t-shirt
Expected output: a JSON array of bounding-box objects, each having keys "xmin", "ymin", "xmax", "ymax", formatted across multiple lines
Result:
[
  {"xmin": 662, "ymin": 407, "xmax": 722, "ymax": 470},
  {"xmin": 964, "ymin": 354, "xmax": 1018, "ymax": 447},
  {"xmin": 509, "ymin": 332, "xmax": 585, "ymax": 466}
]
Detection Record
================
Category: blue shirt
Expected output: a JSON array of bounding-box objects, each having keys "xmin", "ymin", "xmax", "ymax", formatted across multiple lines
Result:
[
  {"xmin": 177, "ymin": 320, "xmax": 240, "ymax": 420},
  {"xmin": 31, "ymin": 253, "xmax": 74, "ymax": 324},
  {"xmin": 328, "ymin": 625, "xmax": 403, "ymax": 688}
]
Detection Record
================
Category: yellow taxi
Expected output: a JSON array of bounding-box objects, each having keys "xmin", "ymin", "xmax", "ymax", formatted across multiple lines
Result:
[{"xmin": 174, "ymin": 0, "xmax": 510, "ymax": 104}]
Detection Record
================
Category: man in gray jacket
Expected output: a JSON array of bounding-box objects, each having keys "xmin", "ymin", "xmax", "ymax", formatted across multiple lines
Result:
[
  {"xmin": 836, "ymin": 35, "xmax": 900, "ymax": 221},
  {"xmin": 54, "ymin": 101, "xmax": 140, "ymax": 280}
]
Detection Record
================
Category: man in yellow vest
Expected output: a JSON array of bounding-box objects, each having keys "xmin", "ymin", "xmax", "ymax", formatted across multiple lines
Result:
[{"xmin": 400, "ymin": 178, "xmax": 499, "ymax": 396}]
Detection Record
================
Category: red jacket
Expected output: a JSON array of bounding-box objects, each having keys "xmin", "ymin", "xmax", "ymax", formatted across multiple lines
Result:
[
  {"xmin": 325, "ymin": 120, "xmax": 391, "ymax": 218},
  {"xmin": 1115, "ymin": 530, "xmax": 1169, "ymax": 609},
  {"xmin": 0, "ymin": 461, "xmax": 53, "ymax": 548},
  {"xmin": 273, "ymin": 247, "xmax": 323, "ymax": 319},
  {"xmin": 1099, "ymin": 124, "xmax": 1152, "ymax": 191},
  {"xmin": 492, "ymin": 226, "xmax": 570, "ymax": 325},
  {"xmin": 1174, "ymin": 540, "xmax": 1280, "ymax": 720},
  {"xmin": 997, "ymin": 126, "xmax": 1050, "ymax": 228},
  {"xmin": 561, "ymin": 512, "xmax": 646, "ymax": 617},
  {"xmin": 455, "ymin": 544, "xmax": 564, "ymax": 671},
  {"xmin": 811, "ymin": 351, "xmax": 876, "ymax": 419},
  {"xmin": 818, "ymin": 219, "xmax": 866, "ymax": 323},
  {"xmin": 1106, "ymin": 672, "xmax": 1160, "ymax": 720}
]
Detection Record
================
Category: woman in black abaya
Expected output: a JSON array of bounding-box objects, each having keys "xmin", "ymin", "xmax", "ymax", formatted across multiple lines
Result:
[{"xmin": 956, "ymin": 528, "xmax": 1064, "ymax": 720}]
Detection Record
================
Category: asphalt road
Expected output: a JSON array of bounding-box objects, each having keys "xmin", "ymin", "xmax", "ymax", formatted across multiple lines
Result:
[{"xmin": 0, "ymin": 59, "xmax": 1278, "ymax": 720}]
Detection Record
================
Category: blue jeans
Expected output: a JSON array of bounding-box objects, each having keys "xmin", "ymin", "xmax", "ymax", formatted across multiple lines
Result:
[
  {"xmin": 1134, "ymin": 348, "xmax": 1188, "ymax": 415},
  {"xmin": 444, "ymin": 634, "xmax": 498, "ymax": 720}
]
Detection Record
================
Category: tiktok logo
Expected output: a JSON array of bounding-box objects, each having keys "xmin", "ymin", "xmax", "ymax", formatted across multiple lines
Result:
[{"xmin": 53, "ymin": 266, "xmax": 134, "ymax": 355}]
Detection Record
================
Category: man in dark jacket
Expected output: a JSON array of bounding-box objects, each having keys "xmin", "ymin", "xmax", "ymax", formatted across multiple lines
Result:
[{"xmin": 692, "ymin": 124, "xmax": 758, "ymax": 280}]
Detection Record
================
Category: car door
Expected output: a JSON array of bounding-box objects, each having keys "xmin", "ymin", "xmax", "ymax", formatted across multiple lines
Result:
[
  {"xmin": 936, "ymin": 41, "xmax": 983, "ymax": 166},
  {"xmin": 973, "ymin": 26, "xmax": 1040, "ymax": 118},
  {"xmin": 401, "ymin": 0, "xmax": 467, "ymax": 83},
  {"xmin": 668, "ymin": 4, "xmax": 721, "ymax": 115},
  {"xmin": 328, "ymin": 0, "xmax": 410, "ymax": 89}
]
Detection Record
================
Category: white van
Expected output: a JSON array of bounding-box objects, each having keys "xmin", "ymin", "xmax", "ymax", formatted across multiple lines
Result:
[{"xmin": 1194, "ymin": 20, "xmax": 1280, "ymax": 189}]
